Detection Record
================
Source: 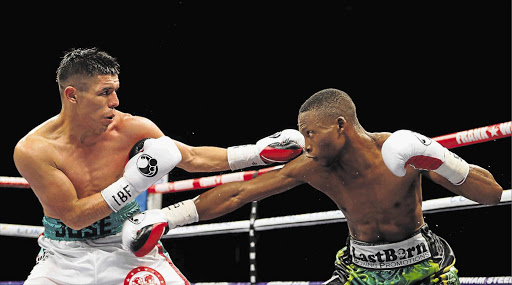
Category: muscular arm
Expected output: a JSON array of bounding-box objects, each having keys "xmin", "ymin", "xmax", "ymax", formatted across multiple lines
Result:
[
  {"xmin": 13, "ymin": 139, "xmax": 112, "ymax": 230},
  {"xmin": 123, "ymin": 156, "xmax": 309, "ymax": 256},
  {"xmin": 424, "ymin": 164, "xmax": 503, "ymax": 205},
  {"xmin": 173, "ymin": 129, "xmax": 305, "ymax": 173},
  {"xmin": 194, "ymin": 157, "xmax": 306, "ymax": 221},
  {"xmin": 174, "ymin": 141, "xmax": 230, "ymax": 172}
]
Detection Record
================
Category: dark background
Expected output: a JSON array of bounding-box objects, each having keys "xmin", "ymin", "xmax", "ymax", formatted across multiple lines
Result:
[{"xmin": 1, "ymin": 1, "xmax": 510, "ymax": 282}]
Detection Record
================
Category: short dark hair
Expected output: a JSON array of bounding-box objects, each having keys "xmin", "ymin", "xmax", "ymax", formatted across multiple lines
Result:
[
  {"xmin": 299, "ymin": 88, "xmax": 359, "ymax": 125},
  {"xmin": 56, "ymin": 48, "xmax": 120, "ymax": 85}
]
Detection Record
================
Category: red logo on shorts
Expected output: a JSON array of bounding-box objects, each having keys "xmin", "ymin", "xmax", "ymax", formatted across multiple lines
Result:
[{"xmin": 125, "ymin": 266, "xmax": 166, "ymax": 285}]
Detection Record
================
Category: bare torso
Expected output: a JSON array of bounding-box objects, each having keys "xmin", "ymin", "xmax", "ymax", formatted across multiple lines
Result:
[
  {"xmin": 292, "ymin": 132, "xmax": 424, "ymax": 242},
  {"xmin": 194, "ymin": 125, "xmax": 500, "ymax": 243},
  {"xmin": 17, "ymin": 110, "xmax": 161, "ymax": 218},
  {"xmin": 48, "ymin": 129, "xmax": 129, "ymax": 199}
]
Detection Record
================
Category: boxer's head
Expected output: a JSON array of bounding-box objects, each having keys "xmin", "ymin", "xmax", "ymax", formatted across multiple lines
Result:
[
  {"xmin": 298, "ymin": 88, "xmax": 361, "ymax": 165},
  {"xmin": 56, "ymin": 48, "xmax": 121, "ymax": 133}
]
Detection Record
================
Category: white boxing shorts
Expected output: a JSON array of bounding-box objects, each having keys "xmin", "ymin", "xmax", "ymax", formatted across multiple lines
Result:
[
  {"xmin": 25, "ymin": 201, "xmax": 188, "ymax": 285},
  {"xmin": 25, "ymin": 234, "xmax": 188, "ymax": 285}
]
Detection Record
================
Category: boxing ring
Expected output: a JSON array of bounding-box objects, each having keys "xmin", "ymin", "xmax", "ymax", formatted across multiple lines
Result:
[{"xmin": 1, "ymin": 122, "xmax": 511, "ymax": 284}]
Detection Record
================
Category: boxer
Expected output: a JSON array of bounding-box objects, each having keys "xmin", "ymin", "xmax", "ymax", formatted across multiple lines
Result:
[
  {"xmin": 14, "ymin": 48, "xmax": 304, "ymax": 285},
  {"xmin": 126, "ymin": 88, "xmax": 503, "ymax": 284}
]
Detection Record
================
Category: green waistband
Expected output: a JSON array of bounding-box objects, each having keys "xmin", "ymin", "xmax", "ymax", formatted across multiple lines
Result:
[{"xmin": 43, "ymin": 200, "xmax": 140, "ymax": 241}]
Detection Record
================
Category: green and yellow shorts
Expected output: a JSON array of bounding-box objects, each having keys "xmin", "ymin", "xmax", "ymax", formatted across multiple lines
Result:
[{"xmin": 324, "ymin": 224, "xmax": 459, "ymax": 285}]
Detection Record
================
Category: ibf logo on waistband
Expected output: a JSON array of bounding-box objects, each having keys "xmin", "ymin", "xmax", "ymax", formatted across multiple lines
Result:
[{"xmin": 350, "ymin": 233, "xmax": 432, "ymax": 269}]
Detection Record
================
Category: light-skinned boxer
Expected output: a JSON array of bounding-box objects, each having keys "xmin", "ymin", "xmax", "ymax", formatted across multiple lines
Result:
[
  {"xmin": 126, "ymin": 88, "xmax": 503, "ymax": 284},
  {"xmin": 14, "ymin": 48, "xmax": 304, "ymax": 285}
]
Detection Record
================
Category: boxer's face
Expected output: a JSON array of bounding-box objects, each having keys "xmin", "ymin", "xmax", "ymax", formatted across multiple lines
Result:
[
  {"xmin": 69, "ymin": 74, "xmax": 120, "ymax": 133},
  {"xmin": 298, "ymin": 111, "xmax": 345, "ymax": 166}
]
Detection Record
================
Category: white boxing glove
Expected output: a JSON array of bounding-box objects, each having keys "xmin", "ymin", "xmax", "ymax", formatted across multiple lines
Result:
[
  {"xmin": 227, "ymin": 129, "xmax": 305, "ymax": 170},
  {"xmin": 382, "ymin": 130, "xmax": 469, "ymax": 185},
  {"xmin": 122, "ymin": 199, "xmax": 199, "ymax": 257},
  {"xmin": 123, "ymin": 136, "xmax": 182, "ymax": 190},
  {"xmin": 101, "ymin": 136, "xmax": 182, "ymax": 212}
]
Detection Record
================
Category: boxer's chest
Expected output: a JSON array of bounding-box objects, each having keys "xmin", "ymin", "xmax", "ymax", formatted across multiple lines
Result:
[{"xmin": 56, "ymin": 138, "xmax": 131, "ymax": 198}]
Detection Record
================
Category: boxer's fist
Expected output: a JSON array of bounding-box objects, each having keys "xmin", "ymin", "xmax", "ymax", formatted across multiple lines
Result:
[
  {"xmin": 382, "ymin": 130, "xmax": 444, "ymax": 176},
  {"xmin": 256, "ymin": 129, "xmax": 305, "ymax": 164},
  {"xmin": 227, "ymin": 129, "xmax": 305, "ymax": 170},
  {"xmin": 124, "ymin": 136, "xmax": 182, "ymax": 192},
  {"xmin": 382, "ymin": 130, "xmax": 469, "ymax": 185},
  {"xmin": 122, "ymin": 210, "xmax": 169, "ymax": 257},
  {"xmin": 122, "ymin": 200, "xmax": 199, "ymax": 257},
  {"xmin": 101, "ymin": 136, "xmax": 182, "ymax": 212}
]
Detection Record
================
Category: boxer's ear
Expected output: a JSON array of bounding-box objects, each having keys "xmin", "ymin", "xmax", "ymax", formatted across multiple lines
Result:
[
  {"xmin": 336, "ymin": 116, "xmax": 346, "ymax": 134},
  {"xmin": 64, "ymin": 86, "xmax": 78, "ymax": 103}
]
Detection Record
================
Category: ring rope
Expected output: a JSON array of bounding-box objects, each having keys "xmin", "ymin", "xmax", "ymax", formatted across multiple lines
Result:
[
  {"xmin": 1, "ymin": 121, "xmax": 510, "ymax": 191},
  {"xmin": 1, "ymin": 190, "xmax": 510, "ymax": 239}
]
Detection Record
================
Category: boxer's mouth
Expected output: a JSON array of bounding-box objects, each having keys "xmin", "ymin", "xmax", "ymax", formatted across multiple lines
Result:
[{"xmin": 105, "ymin": 114, "xmax": 115, "ymax": 121}]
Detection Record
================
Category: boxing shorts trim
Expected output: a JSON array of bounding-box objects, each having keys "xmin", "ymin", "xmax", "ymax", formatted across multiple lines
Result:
[
  {"xmin": 42, "ymin": 200, "xmax": 140, "ymax": 241},
  {"xmin": 325, "ymin": 224, "xmax": 460, "ymax": 285},
  {"xmin": 349, "ymin": 231, "xmax": 431, "ymax": 269}
]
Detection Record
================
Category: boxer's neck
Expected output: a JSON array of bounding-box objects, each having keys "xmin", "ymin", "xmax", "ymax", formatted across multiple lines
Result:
[
  {"xmin": 334, "ymin": 129, "xmax": 379, "ymax": 175},
  {"xmin": 56, "ymin": 108, "xmax": 112, "ymax": 146}
]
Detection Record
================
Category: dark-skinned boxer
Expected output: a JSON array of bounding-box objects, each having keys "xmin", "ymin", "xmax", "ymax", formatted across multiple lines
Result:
[{"xmin": 125, "ymin": 88, "xmax": 503, "ymax": 284}]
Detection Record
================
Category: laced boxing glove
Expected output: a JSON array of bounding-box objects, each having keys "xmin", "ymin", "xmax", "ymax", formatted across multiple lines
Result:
[
  {"xmin": 101, "ymin": 136, "xmax": 182, "ymax": 212},
  {"xmin": 382, "ymin": 130, "xmax": 469, "ymax": 185},
  {"xmin": 122, "ymin": 199, "xmax": 198, "ymax": 257},
  {"xmin": 227, "ymin": 129, "xmax": 305, "ymax": 170}
]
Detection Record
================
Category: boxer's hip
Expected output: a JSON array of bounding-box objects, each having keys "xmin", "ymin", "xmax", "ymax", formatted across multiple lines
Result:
[{"xmin": 326, "ymin": 224, "xmax": 460, "ymax": 285}]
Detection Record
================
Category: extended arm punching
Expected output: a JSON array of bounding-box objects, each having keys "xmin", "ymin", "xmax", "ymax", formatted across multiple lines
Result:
[
  {"xmin": 122, "ymin": 158, "xmax": 305, "ymax": 257},
  {"xmin": 194, "ymin": 165, "xmax": 304, "ymax": 220},
  {"xmin": 175, "ymin": 129, "xmax": 305, "ymax": 173}
]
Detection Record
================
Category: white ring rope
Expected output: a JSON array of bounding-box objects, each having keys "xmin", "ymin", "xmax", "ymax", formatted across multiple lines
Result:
[{"xmin": 1, "ymin": 190, "xmax": 510, "ymax": 239}]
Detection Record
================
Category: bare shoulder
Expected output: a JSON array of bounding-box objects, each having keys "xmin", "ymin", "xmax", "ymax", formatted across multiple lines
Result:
[
  {"xmin": 117, "ymin": 111, "xmax": 149, "ymax": 127},
  {"xmin": 14, "ymin": 124, "xmax": 58, "ymax": 175},
  {"xmin": 14, "ymin": 116, "xmax": 59, "ymax": 161},
  {"xmin": 280, "ymin": 154, "xmax": 320, "ymax": 182},
  {"xmin": 371, "ymin": 132, "xmax": 392, "ymax": 148},
  {"xmin": 14, "ymin": 134, "xmax": 52, "ymax": 161},
  {"xmin": 115, "ymin": 111, "xmax": 164, "ymax": 139}
]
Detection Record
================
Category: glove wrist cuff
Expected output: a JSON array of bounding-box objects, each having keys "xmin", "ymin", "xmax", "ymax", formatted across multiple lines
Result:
[
  {"xmin": 227, "ymin": 145, "xmax": 265, "ymax": 170},
  {"xmin": 434, "ymin": 149, "xmax": 470, "ymax": 185},
  {"xmin": 101, "ymin": 177, "xmax": 138, "ymax": 212},
  {"xmin": 162, "ymin": 199, "xmax": 199, "ymax": 228}
]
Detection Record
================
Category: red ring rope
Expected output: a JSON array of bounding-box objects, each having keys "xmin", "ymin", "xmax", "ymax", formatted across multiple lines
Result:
[
  {"xmin": 432, "ymin": 121, "xmax": 511, "ymax": 149},
  {"xmin": 2, "ymin": 121, "xmax": 510, "ymax": 191}
]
